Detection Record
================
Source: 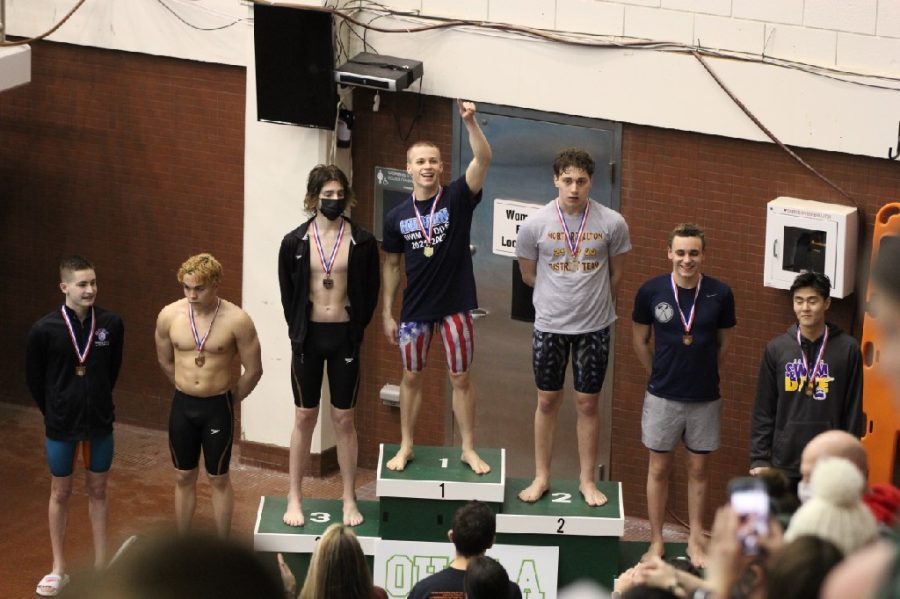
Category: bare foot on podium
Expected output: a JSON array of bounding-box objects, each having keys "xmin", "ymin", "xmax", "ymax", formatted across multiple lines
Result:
[
  {"xmin": 461, "ymin": 449, "xmax": 491, "ymax": 474},
  {"xmin": 640, "ymin": 539, "xmax": 666, "ymax": 562},
  {"xmin": 518, "ymin": 478, "xmax": 549, "ymax": 503},
  {"xmin": 686, "ymin": 535, "xmax": 708, "ymax": 569},
  {"xmin": 283, "ymin": 496, "xmax": 305, "ymax": 527},
  {"xmin": 386, "ymin": 446, "xmax": 414, "ymax": 471},
  {"xmin": 343, "ymin": 498, "xmax": 364, "ymax": 526},
  {"xmin": 579, "ymin": 481, "xmax": 608, "ymax": 507}
]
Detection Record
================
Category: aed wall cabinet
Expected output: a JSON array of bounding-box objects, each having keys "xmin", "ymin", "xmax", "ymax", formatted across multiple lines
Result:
[{"xmin": 764, "ymin": 197, "xmax": 858, "ymax": 298}]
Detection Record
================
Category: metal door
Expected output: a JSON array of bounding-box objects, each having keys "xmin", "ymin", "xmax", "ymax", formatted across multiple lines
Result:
[{"xmin": 452, "ymin": 105, "xmax": 622, "ymax": 480}]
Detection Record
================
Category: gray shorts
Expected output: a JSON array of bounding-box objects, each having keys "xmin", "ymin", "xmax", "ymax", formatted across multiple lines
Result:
[{"xmin": 641, "ymin": 391, "xmax": 720, "ymax": 453}]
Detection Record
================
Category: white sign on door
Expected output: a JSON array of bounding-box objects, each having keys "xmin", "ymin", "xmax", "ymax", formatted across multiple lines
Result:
[{"xmin": 492, "ymin": 198, "xmax": 543, "ymax": 257}]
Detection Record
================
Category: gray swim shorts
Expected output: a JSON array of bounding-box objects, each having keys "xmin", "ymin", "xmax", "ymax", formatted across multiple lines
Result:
[{"xmin": 641, "ymin": 391, "xmax": 720, "ymax": 453}]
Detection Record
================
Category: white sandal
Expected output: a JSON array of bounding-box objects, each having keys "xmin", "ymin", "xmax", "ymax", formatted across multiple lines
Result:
[{"xmin": 36, "ymin": 573, "xmax": 70, "ymax": 597}]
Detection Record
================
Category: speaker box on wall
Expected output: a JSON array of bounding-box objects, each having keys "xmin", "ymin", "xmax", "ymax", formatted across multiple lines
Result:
[{"xmin": 254, "ymin": 4, "xmax": 337, "ymax": 129}]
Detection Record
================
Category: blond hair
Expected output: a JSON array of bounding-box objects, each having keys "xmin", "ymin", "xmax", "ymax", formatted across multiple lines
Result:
[
  {"xmin": 177, "ymin": 253, "xmax": 223, "ymax": 286},
  {"xmin": 299, "ymin": 524, "xmax": 372, "ymax": 599}
]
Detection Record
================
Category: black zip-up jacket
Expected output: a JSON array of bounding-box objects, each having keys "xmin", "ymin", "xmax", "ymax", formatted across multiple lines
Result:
[
  {"xmin": 750, "ymin": 322, "xmax": 863, "ymax": 477},
  {"xmin": 26, "ymin": 306, "xmax": 125, "ymax": 441},
  {"xmin": 278, "ymin": 216, "xmax": 380, "ymax": 352}
]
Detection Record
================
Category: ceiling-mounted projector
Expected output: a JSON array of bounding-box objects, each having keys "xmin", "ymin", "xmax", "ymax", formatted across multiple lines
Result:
[{"xmin": 334, "ymin": 52, "xmax": 423, "ymax": 92}]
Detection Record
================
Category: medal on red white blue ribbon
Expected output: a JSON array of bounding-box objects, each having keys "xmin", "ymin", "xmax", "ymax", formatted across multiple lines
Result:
[
  {"xmin": 797, "ymin": 326, "xmax": 829, "ymax": 397},
  {"xmin": 314, "ymin": 217, "xmax": 345, "ymax": 290},
  {"xmin": 554, "ymin": 199, "xmax": 590, "ymax": 267},
  {"xmin": 189, "ymin": 298, "xmax": 221, "ymax": 367},
  {"xmin": 671, "ymin": 273, "xmax": 702, "ymax": 346},
  {"xmin": 412, "ymin": 186, "xmax": 444, "ymax": 258},
  {"xmin": 61, "ymin": 305, "xmax": 95, "ymax": 376}
]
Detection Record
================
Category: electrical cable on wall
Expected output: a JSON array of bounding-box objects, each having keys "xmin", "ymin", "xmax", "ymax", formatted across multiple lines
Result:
[
  {"xmin": 154, "ymin": 0, "xmax": 245, "ymax": 31},
  {"xmin": 0, "ymin": 0, "xmax": 88, "ymax": 46},
  {"xmin": 692, "ymin": 50, "xmax": 852, "ymax": 202}
]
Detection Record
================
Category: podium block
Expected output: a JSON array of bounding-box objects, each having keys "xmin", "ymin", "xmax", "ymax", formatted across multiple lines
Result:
[
  {"xmin": 377, "ymin": 443, "xmax": 505, "ymax": 542},
  {"xmin": 254, "ymin": 496, "xmax": 381, "ymax": 554},
  {"xmin": 254, "ymin": 496, "xmax": 382, "ymax": 586},
  {"xmin": 495, "ymin": 478, "xmax": 624, "ymax": 588}
]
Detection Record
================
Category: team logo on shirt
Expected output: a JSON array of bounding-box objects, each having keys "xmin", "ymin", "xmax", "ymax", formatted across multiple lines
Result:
[
  {"xmin": 654, "ymin": 302, "xmax": 674, "ymax": 323},
  {"xmin": 784, "ymin": 359, "xmax": 832, "ymax": 400},
  {"xmin": 94, "ymin": 328, "xmax": 111, "ymax": 347},
  {"xmin": 400, "ymin": 208, "xmax": 450, "ymax": 251}
]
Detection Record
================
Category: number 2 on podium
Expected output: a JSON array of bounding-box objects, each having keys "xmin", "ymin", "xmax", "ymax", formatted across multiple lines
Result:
[{"xmin": 557, "ymin": 517, "xmax": 565, "ymax": 534}]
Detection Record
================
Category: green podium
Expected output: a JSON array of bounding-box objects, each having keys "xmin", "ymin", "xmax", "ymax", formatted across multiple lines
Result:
[
  {"xmin": 377, "ymin": 443, "xmax": 505, "ymax": 542},
  {"xmin": 253, "ymin": 496, "xmax": 381, "ymax": 582},
  {"xmin": 495, "ymin": 478, "xmax": 624, "ymax": 588}
]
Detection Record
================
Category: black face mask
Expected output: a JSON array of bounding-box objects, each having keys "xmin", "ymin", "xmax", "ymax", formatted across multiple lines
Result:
[{"xmin": 319, "ymin": 199, "xmax": 345, "ymax": 221}]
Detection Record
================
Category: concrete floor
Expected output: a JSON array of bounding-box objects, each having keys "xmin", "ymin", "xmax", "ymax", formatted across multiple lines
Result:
[{"xmin": 0, "ymin": 401, "xmax": 688, "ymax": 597}]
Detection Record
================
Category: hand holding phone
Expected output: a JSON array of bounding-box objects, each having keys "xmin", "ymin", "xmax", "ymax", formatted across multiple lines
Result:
[{"xmin": 728, "ymin": 477, "xmax": 770, "ymax": 556}]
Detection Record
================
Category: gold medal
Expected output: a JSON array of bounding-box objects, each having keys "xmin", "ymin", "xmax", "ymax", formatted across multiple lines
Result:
[
  {"xmin": 683, "ymin": 335, "xmax": 693, "ymax": 346},
  {"xmin": 195, "ymin": 353, "xmax": 206, "ymax": 367},
  {"xmin": 323, "ymin": 276, "xmax": 334, "ymax": 289},
  {"xmin": 424, "ymin": 246, "xmax": 434, "ymax": 257},
  {"xmin": 75, "ymin": 365, "xmax": 86, "ymax": 376},
  {"xmin": 805, "ymin": 383, "xmax": 814, "ymax": 397}
]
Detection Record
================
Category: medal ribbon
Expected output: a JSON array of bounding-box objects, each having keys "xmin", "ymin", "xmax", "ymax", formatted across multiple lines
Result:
[
  {"xmin": 189, "ymin": 298, "xmax": 221, "ymax": 354},
  {"xmin": 411, "ymin": 186, "xmax": 444, "ymax": 248},
  {"xmin": 60, "ymin": 305, "xmax": 96, "ymax": 366},
  {"xmin": 313, "ymin": 218, "xmax": 346, "ymax": 278},
  {"xmin": 670, "ymin": 273, "xmax": 702, "ymax": 336},
  {"xmin": 797, "ymin": 326, "xmax": 829, "ymax": 394},
  {"xmin": 554, "ymin": 199, "xmax": 590, "ymax": 259}
]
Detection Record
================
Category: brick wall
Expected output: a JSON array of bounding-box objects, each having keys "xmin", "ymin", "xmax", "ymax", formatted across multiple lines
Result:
[
  {"xmin": 349, "ymin": 91, "xmax": 900, "ymax": 524},
  {"xmin": 0, "ymin": 42, "xmax": 246, "ymax": 430},
  {"xmin": 614, "ymin": 126, "xmax": 900, "ymax": 522}
]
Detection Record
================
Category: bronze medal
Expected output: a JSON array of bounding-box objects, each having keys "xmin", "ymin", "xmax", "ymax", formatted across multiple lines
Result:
[
  {"xmin": 323, "ymin": 276, "xmax": 334, "ymax": 289},
  {"xmin": 195, "ymin": 353, "xmax": 206, "ymax": 367},
  {"xmin": 682, "ymin": 335, "xmax": 693, "ymax": 346},
  {"xmin": 75, "ymin": 365, "xmax": 86, "ymax": 377},
  {"xmin": 424, "ymin": 246, "xmax": 434, "ymax": 258}
]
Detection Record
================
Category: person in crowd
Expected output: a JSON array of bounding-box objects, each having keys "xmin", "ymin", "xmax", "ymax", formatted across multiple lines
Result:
[
  {"xmin": 408, "ymin": 501, "xmax": 522, "ymax": 599},
  {"xmin": 284, "ymin": 523, "xmax": 387, "ymax": 599}
]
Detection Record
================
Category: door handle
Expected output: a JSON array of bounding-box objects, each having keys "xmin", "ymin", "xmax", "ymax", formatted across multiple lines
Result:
[
  {"xmin": 471, "ymin": 308, "xmax": 489, "ymax": 319},
  {"xmin": 470, "ymin": 244, "xmax": 477, "ymax": 256}
]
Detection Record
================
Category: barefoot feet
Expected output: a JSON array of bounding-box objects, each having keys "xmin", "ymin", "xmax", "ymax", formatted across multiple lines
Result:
[
  {"xmin": 343, "ymin": 498, "xmax": 364, "ymax": 526},
  {"xmin": 283, "ymin": 496, "xmax": 304, "ymax": 527},
  {"xmin": 518, "ymin": 478, "xmax": 550, "ymax": 503},
  {"xmin": 579, "ymin": 481, "xmax": 608, "ymax": 507},
  {"xmin": 640, "ymin": 539, "xmax": 666, "ymax": 563},
  {"xmin": 386, "ymin": 446, "xmax": 415, "ymax": 471},
  {"xmin": 686, "ymin": 535, "xmax": 708, "ymax": 568},
  {"xmin": 461, "ymin": 449, "xmax": 491, "ymax": 474}
]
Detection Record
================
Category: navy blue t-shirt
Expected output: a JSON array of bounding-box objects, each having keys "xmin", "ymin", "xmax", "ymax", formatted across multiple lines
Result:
[
  {"xmin": 382, "ymin": 176, "xmax": 482, "ymax": 322},
  {"xmin": 632, "ymin": 274, "xmax": 736, "ymax": 402}
]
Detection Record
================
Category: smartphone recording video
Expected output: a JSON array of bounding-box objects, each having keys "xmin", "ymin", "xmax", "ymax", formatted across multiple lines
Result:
[{"xmin": 728, "ymin": 477, "xmax": 769, "ymax": 556}]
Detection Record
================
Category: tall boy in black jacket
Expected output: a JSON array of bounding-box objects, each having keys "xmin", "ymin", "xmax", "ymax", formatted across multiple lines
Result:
[{"xmin": 278, "ymin": 164, "xmax": 380, "ymax": 528}]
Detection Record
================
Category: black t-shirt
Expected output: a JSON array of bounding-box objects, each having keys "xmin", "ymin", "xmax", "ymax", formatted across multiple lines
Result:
[
  {"xmin": 632, "ymin": 274, "xmax": 736, "ymax": 402},
  {"xmin": 407, "ymin": 566, "xmax": 522, "ymax": 599},
  {"xmin": 382, "ymin": 176, "xmax": 481, "ymax": 322}
]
